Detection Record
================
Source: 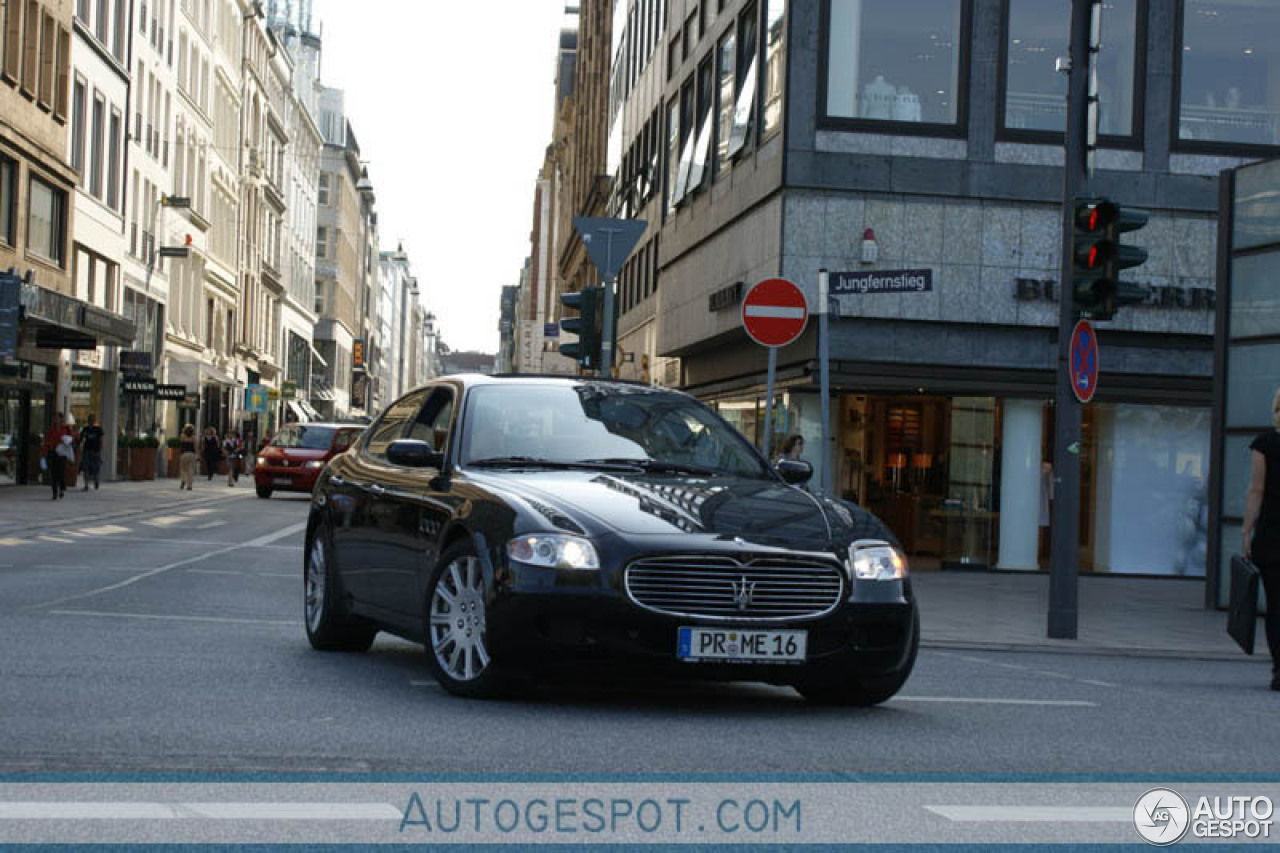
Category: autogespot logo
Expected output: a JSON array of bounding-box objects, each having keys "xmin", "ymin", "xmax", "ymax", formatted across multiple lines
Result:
[{"xmin": 1134, "ymin": 788, "xmax": 1191, "ymax": 846}]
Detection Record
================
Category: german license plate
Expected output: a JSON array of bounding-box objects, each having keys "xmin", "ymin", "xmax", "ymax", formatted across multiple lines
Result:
[
  {"xmin": 677, "ymin": 627, "xmax": 807, "ymax": 663},
  {"xmin": 272, "ymin": 477, "xmax": 292, "ymax": 485}
]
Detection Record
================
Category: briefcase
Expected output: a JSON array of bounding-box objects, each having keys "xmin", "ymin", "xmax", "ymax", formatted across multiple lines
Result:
[{"xmin": 1228, "ymin": 555, "xmax": 1261, "ymax": 655}]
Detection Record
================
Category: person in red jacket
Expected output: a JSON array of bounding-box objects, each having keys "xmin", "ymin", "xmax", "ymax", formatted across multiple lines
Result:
[{"xmin": 40, "ymin": 413, "xmax": 72, "ymax": 500}]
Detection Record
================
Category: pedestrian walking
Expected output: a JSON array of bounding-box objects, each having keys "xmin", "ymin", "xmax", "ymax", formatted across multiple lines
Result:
[
  {"xmin": 40, "ymin": 413, "xmax": 71, "ymax": 500},
  {"xmin": 776, "ymin": 434, "xmax": 806, "ymax": 465},
  {"xmin": 78, "ymin": 413, "xmax": 104, "ymax": 490},
  {"xmin": 1243, "ymin": 387, "xmax": 1280, "ymax": 691},
  {"xmin": 222, "ymin": 430, "xmax": 243, "ymax": 486},
  {"xmin": 202, "ymin": 426, "xmax": 223, "ymax": 481},
  {"xmin": 178, "ymin": 424, "xmax": 198, "ymax": 491}
]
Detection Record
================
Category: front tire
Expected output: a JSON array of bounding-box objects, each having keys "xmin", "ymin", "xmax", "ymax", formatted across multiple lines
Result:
[
  {"xmin": 796, "ymin": 612, "xmax": 919, "ymax": 706},
  {"xmin": 304, "ymin": 523, "xmax": 376, "ymax": 652},
  {"xmin": 256, "ymin": 485, "xmax": 273, "ymax": 499},
  {"xmin": 423, "ymin": 540, "xmax": 506, "ymax": 699}
]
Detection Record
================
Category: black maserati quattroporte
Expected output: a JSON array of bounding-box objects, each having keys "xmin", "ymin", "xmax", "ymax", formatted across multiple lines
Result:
[{"xmin": 304, "ymin": 375, "xmax": 918, "ymax": 704}]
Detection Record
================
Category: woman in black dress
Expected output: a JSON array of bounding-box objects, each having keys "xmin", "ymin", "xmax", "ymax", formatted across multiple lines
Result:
[
  {"xmin": 1243, "ymin": 388, "xmax": 1280, "ymax": 691},
  {"xmin": 202, "ymin": 426, "xmax": 223, "ymax": 481}
]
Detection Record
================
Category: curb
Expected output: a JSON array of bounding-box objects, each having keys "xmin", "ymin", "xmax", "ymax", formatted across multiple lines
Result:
[{"xmin": 922, "ymin": 639, "xmax": 1261, "ymax": 663}]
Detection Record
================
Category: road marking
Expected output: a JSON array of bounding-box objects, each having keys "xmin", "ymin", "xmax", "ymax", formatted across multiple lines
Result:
[
  {"xmin": 0, "ymin": 538, "xmax": 26, "ymax": 546},
  {"xmin": 195, "ymin": 520, "xmax": 227, "ymax": 529},
  {"xmin": 49, "ymin": 610, "xmax": 294, "ymax": 627},
  {"xmin": 0, "ymin": 802, "xmax": 402, "ymax": 820},
  {"xmin": 79, "ymin": 525, "xmax": 131, "ymax": 536},
  {"xmin": 186, "ymin": 569, "xmax": 241, "ymax": 576},
  {"xmin": 30, "ymin": 521, "xmax": 308, "ymax": 610},
  {"xmin": 1080, "ymin": 679, "xmax": 1117, "ymax": 688},
  {"xmin": 38, "ymin": 536, "xmax": 74, "ymax": 544},
  {"xmin": 180, "ymin": 509, "xmax": 217, "ymax": 517},
  {"xmin": 409, "ymin": 680, "xmax": 440, "ymax": 688},
  {"xmin": 891, "ymin": 696, "xmax": 1098, "ymax": 707},
  {"xmin": 33, "ymin": 565, "xmax": 92, "ymax": 570},
  {"xmin": 259, "ymin": 572, "xmax": 297, "ymax": 578},
  {"xmin": 925, "ymin": 806, "xmax": 1130, "ymax": 823},
  {"xmin": 143, "ymin": 516, "xmax": 185, "ymax": 527}
]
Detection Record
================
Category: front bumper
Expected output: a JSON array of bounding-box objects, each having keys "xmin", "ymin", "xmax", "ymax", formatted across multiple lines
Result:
[
  {"xmin": 487, "ymin": 560, "xmax": 917, "ymax": 684},
  {"xmin": 254, "ymin": 465, "xmax": 321, "ymax": 492}
]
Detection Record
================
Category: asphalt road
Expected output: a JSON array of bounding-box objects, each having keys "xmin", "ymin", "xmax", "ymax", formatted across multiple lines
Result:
[{"xmin": 0, "ymin": 488, "xmax": 1276, "ymax": 777}]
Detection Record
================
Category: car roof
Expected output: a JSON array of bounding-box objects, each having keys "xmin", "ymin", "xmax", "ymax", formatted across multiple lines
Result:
[
  {"xmin": 284, "ymin": 422, "xmax": 364, "ymax": 430},
  {"xmin": 436, "ymin": 373, "xmax": 686, "ymax": 395}
]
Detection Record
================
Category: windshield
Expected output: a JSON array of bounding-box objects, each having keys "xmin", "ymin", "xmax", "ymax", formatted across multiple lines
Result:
[
  {"xmin": 460, "ymin": 384, "xmax": 768, "ymax": 478},
  {"xmin": 272, "ymin": 426, "xmax": 336, "ymax": 451}
]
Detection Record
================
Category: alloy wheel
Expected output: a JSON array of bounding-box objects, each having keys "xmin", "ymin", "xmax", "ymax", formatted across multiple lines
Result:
[
  {"xmin": 305, "ymin": 537, "xmax": 327, "ymax": 634},
  {"xmin": 429, "ymin": 555, "xmax": 490, "ymax": 682}
]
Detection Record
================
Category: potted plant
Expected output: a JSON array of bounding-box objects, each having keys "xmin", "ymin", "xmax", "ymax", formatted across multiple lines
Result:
[
  {"xmin": 127, "ymin": 435, "xmax": 160, "ymax": 481},
  {"xmin": 165, "ymin": 436, "xmax": 182, "ymax": 478}
]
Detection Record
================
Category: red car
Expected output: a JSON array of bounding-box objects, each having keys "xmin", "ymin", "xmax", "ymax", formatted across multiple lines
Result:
[{"xmin": 254, "ymin": 422, "xmax": 364, "ymax": 499}]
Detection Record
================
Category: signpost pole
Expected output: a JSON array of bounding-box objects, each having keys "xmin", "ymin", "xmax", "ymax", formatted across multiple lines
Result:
[
  {"xmin": 1047, "ymin": 0, "xmax": 1097, "ymax": 640},
  {"xmin": 762, "ymin": 347, "xmax": 777, "ymax": 459},
  {"xmin": 818, "ymin": 269, "xmax": 832, "ymax": 497}
]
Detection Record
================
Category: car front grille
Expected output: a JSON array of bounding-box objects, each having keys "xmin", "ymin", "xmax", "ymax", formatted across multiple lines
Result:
[{"xmin": 624, "ymin": 555, "xmax": 845, "ymax": 622}]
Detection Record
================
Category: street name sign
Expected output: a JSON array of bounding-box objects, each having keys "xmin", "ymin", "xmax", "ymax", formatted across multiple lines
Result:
[
  {"xmin": 1069, "ymin": 319, "xmax": 1099, "ymax": 404},
  {"xmin": 742, "ymin": 278, "xmax": 808, "ymax": 348}
]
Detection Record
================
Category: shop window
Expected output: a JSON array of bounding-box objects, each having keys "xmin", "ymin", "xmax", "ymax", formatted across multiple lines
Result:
[
  {"xmin": 824, "ymin": 0, "xmax": 965, "ymax": 129},
  {"xmin": 761, "ymin": 0, "xmax": 786, "ymax": 141},
  {"xmin": 1002, "ymin": 0, "xmax": 1139, "ymax": 139},
  {"xmin": 1178, "ymin": 0, "xmax": 1280, "ymax": 149}
]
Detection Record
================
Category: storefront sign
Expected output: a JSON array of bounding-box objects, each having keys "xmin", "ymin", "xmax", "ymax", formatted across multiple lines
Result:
[
  {"xmin": 831, "ymin": 269, "xmax": 933, "ymax": 295},
  {"xmin": 120, "ymin": 351, "xmax": 153, "ymax": 373},
  {"xmin": 121, "ymin": 376, "xmax": 156, "ymax": 395},
  {"xmin": 281, "ymin": 381, "xmax": 297, "ymax": 400},
  {"xmin": 70, "ymin": 370, "xmax": 93, "ymax": 394},
  {"xmin": 156, "ymin": 384, "xmax": 187, "ymax": 401},
  {"xmin": 352, "ymin": 339, "xmax": 366, "ymax": 369},
  {"xmin": 245, "ymin": 384, "xmax": 269, "ymax": 413},
  {"xmin": 1013, "ymin": 277, "xmax": 1215, "ymax": 310},
  {"xmin": 708, "ymin": 281, "xmax": 744, "ymax": 312},
  {"xmin": 182, "ymin": 392, "xmax": 201, "ymax": 407},
  {"xmin": 267, "ymin": 386, "xmax": 281, "ymax": 401}
]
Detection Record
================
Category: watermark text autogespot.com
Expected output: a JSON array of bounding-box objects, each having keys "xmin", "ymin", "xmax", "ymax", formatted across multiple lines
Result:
[{"xmin": 399, "ymin": 793, "xmax": 801, "ymax": 838}]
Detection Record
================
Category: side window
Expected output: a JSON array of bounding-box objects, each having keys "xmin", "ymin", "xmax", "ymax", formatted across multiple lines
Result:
[
  {"xmin": 333, "ymin": 429, "xmax": 360, "ymax": 452},
  {"xmin": 363, "ymin": 389, "xmax": 430, "ymax": 461},
  {"xmin": 404, "ymin": 388, "xmax": 455, "ymax": 453}
]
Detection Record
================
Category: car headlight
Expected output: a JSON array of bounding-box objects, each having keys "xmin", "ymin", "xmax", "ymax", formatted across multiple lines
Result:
[
  {"xmin": 255, "ymin": 457, "xmax": 267, "ymax": 468},
  {"xmin": 847, "ymin": 539, "xmax": 908, "ymax": 581},
  {"xmin": 507, "ymin": 534, "xmax": 599, "ymax": 570},
  {"xmin": 305, "ymin": 460, "xmax": 325, "ymax": 469}
]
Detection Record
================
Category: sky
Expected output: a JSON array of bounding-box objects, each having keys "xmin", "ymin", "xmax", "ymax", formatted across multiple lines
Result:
[{"xmin": 314, "ymin": 0, "xmax": 574, "ymax": 354}]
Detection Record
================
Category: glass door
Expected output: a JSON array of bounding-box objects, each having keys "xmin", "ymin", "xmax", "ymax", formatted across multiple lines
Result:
[{"xmin": 0, "ymin": 388, "xmax": 23, "ymax": 486}]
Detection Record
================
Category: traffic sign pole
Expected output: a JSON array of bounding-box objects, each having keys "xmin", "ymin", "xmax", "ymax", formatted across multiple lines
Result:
[
  {"xmin": 762, "ymin": 347, "xmax": 777, "ymax": 459},
  {"xmin": 818, "ymin": 269, "xmax": 831, "ymax": 497}
]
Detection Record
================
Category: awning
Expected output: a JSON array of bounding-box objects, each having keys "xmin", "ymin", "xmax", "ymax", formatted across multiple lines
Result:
[
  {"xmin": 19, "ymin": 281, "xmax": 136, "ymax": 349},
  {"xmin": 308, "ymin": 342, "xmax": 328, "ymax": 368},
  {"xmin": 286, "ymin": 400, "xmax": 309, "ymax": 422},
  {"xmin": 167, "ymin": 359, "xmax": 241, "ymax": 392}
]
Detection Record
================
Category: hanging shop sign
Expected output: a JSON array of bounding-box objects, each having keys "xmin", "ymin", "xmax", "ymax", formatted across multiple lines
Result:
[
  {"xmin": 156, "ymin": 384, "xmax": 188, "ymax": 401},
  {"xmin": 121, "ymin": 376, "xmax": 157, "ymax": 395},
  {"xmin": 245, "ymin": 384, "xmax": 269, "ymax": 413},
  {"xmin": 281, "ymin": 380, "xmax": 297, "ymax": 400},
  {"xmin": 120, "ymin": 351, "xmax": 153, "ymax": 373}
]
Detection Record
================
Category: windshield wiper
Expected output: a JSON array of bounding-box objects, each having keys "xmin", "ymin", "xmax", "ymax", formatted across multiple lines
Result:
[
  {"xmin": 467, "ymin": 456, "xmax": 637, "ymax": 471},
  {"xmin": 577, "ymin": 458, "xmax": 723, "ymax": 476}
]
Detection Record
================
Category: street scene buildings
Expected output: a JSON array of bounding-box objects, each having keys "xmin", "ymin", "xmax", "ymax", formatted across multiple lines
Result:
[{"xmin": 0, "ymin": 0, "xmax": 442, "ymax": 487}]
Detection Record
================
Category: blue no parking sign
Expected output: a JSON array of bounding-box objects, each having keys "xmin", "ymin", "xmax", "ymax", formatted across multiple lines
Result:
[{"xmin": 1069, "ymin": 319, "xmax": 1099, "ymax": 404}]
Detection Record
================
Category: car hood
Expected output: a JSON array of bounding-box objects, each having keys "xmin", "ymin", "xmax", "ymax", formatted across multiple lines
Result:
[
  {"xmin": 465, "ymin": 469, "xmax": 843, "ymax": 550},
  {"xmin": 264, "ymin": 447, "xmax": 329, "ymax": 461}
]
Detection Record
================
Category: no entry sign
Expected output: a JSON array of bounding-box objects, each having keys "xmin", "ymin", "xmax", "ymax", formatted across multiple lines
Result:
[
  {"xmin": 742, "ymin": 278, "xmax": 808, "ymax": 348},
  {"xmin": 1069, "ymin": 319, "xmax": 1099, "ymax": 404}
]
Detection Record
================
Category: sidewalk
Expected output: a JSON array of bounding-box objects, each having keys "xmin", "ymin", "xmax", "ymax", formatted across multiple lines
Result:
[
  {"xmin": 0, "ymin": 479, "xmax": 1258, "ymax": 661},
  {"xmin": 0, "ymin": 476, "xmax": 259, "ymax": 538}
]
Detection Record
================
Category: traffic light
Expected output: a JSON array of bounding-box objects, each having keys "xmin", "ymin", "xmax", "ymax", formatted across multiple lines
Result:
[
  {"xmin": 558, "ymin": 285, "xmax": 603, "ymax": 370},
  {"xmin": 1070, "ymin": 197, "xmax": 1149, "ymax": 321}
]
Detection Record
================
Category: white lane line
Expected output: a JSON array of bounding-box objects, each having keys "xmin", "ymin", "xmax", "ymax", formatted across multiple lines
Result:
[
  {"xmin": 891, "ymin": 696, "xmax": 1098, "ymax": 707},
  {"xmin": 143, "ymin": 516, "xmax": 186, "ymax": 527},
  {"xmin": 259, "ymin": 572, "xmax": 297, "ymax": 578},
  {"xmin": 1080, "ymin": 679, "xmax": 1118, "ymax": 688},
  {"xmin": 31, "ymin": 521, "xmax": 307, "ymax": 610},
  {"xmin": 180, "ymin": 509, "xmax": 217, "ymax": 517},
  {"xmin": 49, "ymin": 610, "xmax": 293, "ymax": 627},
  {"xmin": 0, "ymin": 538, "xmax": 26, "ymax": 546},
  {"xmin": 409, "ymin": 680, "xmax": 440, "ymax": 688},
  {"xmin": 925, "ymin": 806, "xmax": 1130, "ymax": 823},
  {"xmin": 38, "ymin": 536, "xmax": 74, "ymax": 544},
  {"xmin": 0, "ymin": 802, "xmax": 402, "ymax": 820},
  {"xmin": 32, "ymin": 565, "xmax": 92, "ymax": 570},
  {"xmin": 195, "ymin": 520, "xmax": 227, "ymax": 529},
  {"xmin": 186, "ymin": 569, "xmax": 241, "ymax": 576},
  {"xmin": 79, "ymin": 525, "xmax": 131, "ymax": 536}
]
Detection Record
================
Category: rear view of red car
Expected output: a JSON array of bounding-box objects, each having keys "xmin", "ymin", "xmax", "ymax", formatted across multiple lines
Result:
[{"xmin": 254, "ymin": 423, "xmax": 363, "ymax": 498}]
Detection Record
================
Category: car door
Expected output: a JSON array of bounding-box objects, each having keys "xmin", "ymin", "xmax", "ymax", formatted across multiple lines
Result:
[
  {"xmin": 364, "ymin": 386, "xmax": 457, "ymax": 625},
  {"xmin": 333, "ymin": 390, "xmax": 429, "ymax": 608}
]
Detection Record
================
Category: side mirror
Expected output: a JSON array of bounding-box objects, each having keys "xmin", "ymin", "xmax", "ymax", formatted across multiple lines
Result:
[
  {"xmin": 386, "ymin": 439, "xmax": 444, "ymax": 469},
  {"xmin": 775, "ymin": 459, "xmax": 813, "ymax": 485}
]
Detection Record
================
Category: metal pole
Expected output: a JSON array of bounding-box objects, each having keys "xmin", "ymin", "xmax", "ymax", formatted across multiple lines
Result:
[
  {"xmin": 762, "ymin": 347, "xmax": 777, "ymax": 459},
  {"xmin": 600, "ymin": 231, "xmax": 616, "ymax": 378},
  {"xmin": 1048, "ymin": 0, "xmax": 1096, "ymax": 640},
  {"xmin": 818, "ymin": 269, "xmax": 832, "ymax": 497}
]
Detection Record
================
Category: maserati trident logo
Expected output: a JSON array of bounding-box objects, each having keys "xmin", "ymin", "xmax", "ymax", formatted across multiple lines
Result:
[{"xmin": 730, "ymin": 575, "xmax": 755, "ymax": 611}]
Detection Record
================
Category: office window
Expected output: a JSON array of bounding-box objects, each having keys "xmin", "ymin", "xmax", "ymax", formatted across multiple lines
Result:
[
  {"xmin": 107, "ymin": 109, "xmax": 121, "ymax": 210},
  {"xmin": 89, "ymin": 92, "xmax": 104, "ymax": 198},
  {"xmin": 715, "ymin": 28, "xmax": 735, "ymax": 175},
  {"xmin": 21, "ymin": 0, "xmax": 37, "ymax": 94},
  {"xmin": 3, "ymin": 0, "xmax": 19, "ymax": 80},
  {"xmin": 672, "ymin": 78, "xmax": 696, "ymax": 203},
  {"xmin": 54, "ymin": 25, "xmax": 67, "ymax": 119},
  {"xmin": 38, "ymin": 10, "xmax": 53, "ymax": 107},
  {"xmin": 825, "ymin": 0, "xmax": 964, "ymax": 127},
  {"xmin": 1178, "ymin": 0, "xmax": 1280, "ymax": 148},
  {"xmin": 95, "ymin": 0, "xmax": 106, "ymax": 42},
  {"xmin": 315, "ymin": 225, "xmax": 327, "ymax": 259},
  {"xmin": 318, "ymin": 171, "xmax": 330, "ymax": 205},
  {"xmin": 76, "ymin": 0, "xmax": 88, "ymax": 21},
  {"xmin": 726, "ymin": 3, "xmax": 758, "ymax": 156},
  {"xmin": 70, "ymin": 76, "xmax": 86, "ymax": 177},
  {"xmin": 28, "ymin": 175, "xmax": 66, "ymax": 265},
  {"xmin": 762, "ymin": 0, "xmax": 786, "ymax": 141},
  {"xmin": 113, "ymin": 0, "xmax": 125, "ymax": 61},
  {"xmin": 688, "ymin": 59, "xmax": 714, "ymax": 192},
  {"xmin": 1003, "ymin": 0, "xmax": 1137, "ymax": 138},
  {"xmin": 0, "ymin": 157, "xmax": 14, "ymax": 245}
]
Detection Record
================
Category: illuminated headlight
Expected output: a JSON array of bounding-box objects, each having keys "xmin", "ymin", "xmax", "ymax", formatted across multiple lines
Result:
[
  {"xmin": 507, "ymin": 534, "xmax": 600, "ymax": 570},
  {"xmin": 847, "ymin": 539, "xmax": 908, "ymax": 581},
  {"xmin": 255, "ymin": 457, "xmax": 267, "ymax": 468},
  {"xmin": 305, "ymin": 460, "xmax": 325, "ymax": 469}
]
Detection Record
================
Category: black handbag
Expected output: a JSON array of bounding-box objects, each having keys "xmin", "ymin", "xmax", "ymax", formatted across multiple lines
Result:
[{"xmin": 1228, "ymin": 555, "xmax": 1261, "ymax": 655}]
